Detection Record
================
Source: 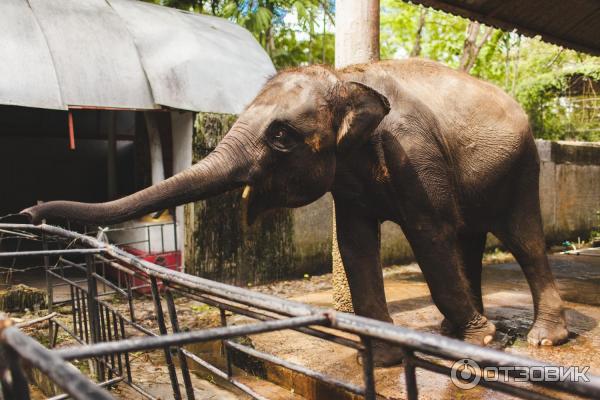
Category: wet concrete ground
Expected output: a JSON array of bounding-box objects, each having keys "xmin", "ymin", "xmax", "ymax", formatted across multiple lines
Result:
[{"xmin": 248, "ymin": 254, "xmax": 600, "ymax": 399}]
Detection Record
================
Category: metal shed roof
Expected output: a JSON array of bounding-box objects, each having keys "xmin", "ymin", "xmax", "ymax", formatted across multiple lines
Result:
[
  {"xmin": 0, "ymin": 0, "xmax": 275, "ymax": 114},
  {"xmin": 410, "ymin": 0, "xmax": 600, "ymax": 56}
]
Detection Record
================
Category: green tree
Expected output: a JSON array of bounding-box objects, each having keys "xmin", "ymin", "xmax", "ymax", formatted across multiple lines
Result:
[
  {"xmin": 149, "ymin": 0, "xmax": 335, "ymax": 68},
  {"xmin": 380, "ymin": 0, "xmax": 600, "ymax": 141}
]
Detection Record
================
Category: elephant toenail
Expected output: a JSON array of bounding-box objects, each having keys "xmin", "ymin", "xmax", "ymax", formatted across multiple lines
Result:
[
  {"xmin": 484, "ymin": 335, "xmax": 493, "ymax": 345},
  {"xmin": 541, "ymin": 339, "xmax": 552, "ymax": 346}
]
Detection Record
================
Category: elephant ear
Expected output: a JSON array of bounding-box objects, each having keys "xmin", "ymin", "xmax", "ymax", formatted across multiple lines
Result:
[{"xmin": 335, "ymin": 81, "xmax": 391, "ymax": 153}]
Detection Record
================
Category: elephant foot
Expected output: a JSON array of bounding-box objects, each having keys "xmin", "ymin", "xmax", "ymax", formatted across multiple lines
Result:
[
  {"xmin": 528, "ymin": 313, "xmax": 569, "ymax": 346},
  {"xmin": 442, "ymin": 314, "xmax": 496, "ymax": 346},
  {"xmin": 440, "ymin": 317, "xmax": 457, "ymax": 336},
  {"xmin": 357, "ymin": 340, "xmax": 404, "ymax": 367}
]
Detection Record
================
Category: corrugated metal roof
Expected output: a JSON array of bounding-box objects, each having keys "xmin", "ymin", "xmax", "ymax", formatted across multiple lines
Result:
[
  {"xmin": 411, "ymin": 0, "xmax": 600, "ymax": 56},
  {"xmin": 0, "ymin": 0, "xmax": 275, "ymax": 114}
]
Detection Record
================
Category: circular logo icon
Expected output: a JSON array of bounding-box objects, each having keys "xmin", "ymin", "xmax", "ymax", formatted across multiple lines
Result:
[{"xmin": 451, "ymin": 358, "xmax": 481, "ymax": 389}]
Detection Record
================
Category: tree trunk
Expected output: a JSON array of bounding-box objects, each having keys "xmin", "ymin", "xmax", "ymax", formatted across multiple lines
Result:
[
  {"xmin": 459, "ymin": 21, "xmax": 493, "ymax": 73},
  {"xmin": 410, "ymin": 8, "xmax": 427, "ymax": 57},
  {"xmin": 333, "ymin": 0, "xmax": 380, "ymax": 313}
]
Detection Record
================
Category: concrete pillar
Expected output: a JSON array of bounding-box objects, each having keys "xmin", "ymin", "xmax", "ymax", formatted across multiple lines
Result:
[
  {"xmin": 335, "ymin": 0, "xmax": 380, "ymax": 67},
  {"xmin": 144, "ymin": 112, "xmax": 165, "ymax": 185},
  {"xmin": 105, "ymin": 111, "xmax": 117, "ymax": 200},
  {"xmin": 171, "ymin": 111, "xmax": 193, "ymax": 257},
  {"xmin": 333, "ymin": 0, "xmax": 381, "ymax": 313}
]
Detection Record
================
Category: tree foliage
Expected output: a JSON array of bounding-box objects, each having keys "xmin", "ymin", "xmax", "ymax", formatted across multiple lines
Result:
[
  {"xmin": 148, "ymin": 0, "xmax": 335, "ymax": 68},
  {"xmin": 152, "ymin": 0, "xmax": 600, "ymax": 141},
  {"xmin": 380, "ymin": 0, "xmax": 600, "ymax": 141}
]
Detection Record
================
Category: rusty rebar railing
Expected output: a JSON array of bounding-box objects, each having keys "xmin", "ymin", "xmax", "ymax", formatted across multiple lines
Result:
[{"xmin": 1, "ymin": 222, "xmax": 600, "ymax": 400}]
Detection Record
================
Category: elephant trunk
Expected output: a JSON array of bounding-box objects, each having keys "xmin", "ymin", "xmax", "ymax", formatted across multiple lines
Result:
[{"xmin": 21, "ymin": 133, "xmax": 252, "ymax": 225}]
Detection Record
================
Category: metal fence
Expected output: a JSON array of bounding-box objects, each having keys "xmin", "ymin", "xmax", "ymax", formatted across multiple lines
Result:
[{"xmin": 1, "ymin": 223, "xmax": 600, "ymax": 400}]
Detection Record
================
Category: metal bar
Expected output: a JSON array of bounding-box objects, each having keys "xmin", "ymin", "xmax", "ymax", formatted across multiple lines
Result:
[
  {"xmin": 50, "ymin": 320, "xmax": 59, "ymax": 348},
  {"xmin": 173, "ymin": 219, "xmax": 178, "ymax": 252},
  {"xmin": 70, "ymin": 284, "xmax": 78, "ymax": 337},
  {"xmin": 403, "ymin": 349, "xmax": 418, "ymax": 400},
  {"xmin": 4, "ymin": 224, "xmax": 600, "ymax": 400},
  {"xmin": 75, "ymin": 287, "xmax": 84, "ymax": 341},
  {"xmin": 225, "ymin": 340, "xmax": 365, "ymax": 396},
  {"xmin": 220, "ymin": 308, "xmax": 233, "ymax": 378},
  {"xmin": 81, "ymin": 287, "xmax": 90, "ymax": 343},
  {"xmin": 0, "ymin": 342, "xmax": 31, "ymax": 400},
  {"xmin": 86, "ymin": 254, "xmax": 103, "ymax": 380},
  {"xmin": 121, "ymin": 381, "xmax": 160, "ymax": 400},
  {"xmin": 1, "ymin": 326, "xmax": 113, "ymax": 400},
  {"xmin": 47, "ymin": 269, "xmax": 87, "ymax": 292},
  {"xmin": 68, "ymin": 110, "xmax": 76, "ymax": 150},
  {"xmin": 160, "ymin": 224, "xmax": 165, "ymax": 253},
  {"xmin": 165, "ymin": 289, "xmax": 195, "ymax": 400},
  {"xmin": 149, "ymin": 276, "xmax": 182, "ymax": 400},
  {"xmin": 14, "ymin": 312, "xmax": 57, "ymax": 329},
  {"xmin": 179, "ymin": 348, "xmax": 269, "ymax": 400},
  {"xmin": 170, "ymin": 285, "xmax": 363, "ymax": 350},
  {"xmin": 92, "ymin": 271, "xmax": 128, "ymax": 297},
  {"xmin": 126, "ymin": 274, "xmax": 136, "ymax": 323},
  {"xmin": 0, "ymin": 248, "xmax": 104, "ymax": 258},
  {"xmin": 47, "ymin": 377, "xmax": 123, "ymax": 400},
  {"xmin": 360, "ymin": 336, "xmax": 376, "ymax": 400},
  {"xmin": 112, "ymin": 310, "xmax": 123, "ymax": 376},
  {"xmin": 104, "ymin": 306, "xmax": 115, "ymax": 379},
  {"xmin": 119, "ymin": 316, "xmax": 132, "ymax": 382},
  {"xmin": 54, "ymin": 314, "xmax": 329, "ymax": 361},
  {"xmin": 52, "ymin": 318, "xmax": 87, "ymax": 346},
  {"xmin": 98, "ymin": 304, "xmax": 108, "ymax": 381},
  {"xmin": 42, "ymin": 231, "xmax": 53, "ymax": 346},
  {"xmin": 95, "ymin": 254, "xmax": 136, "ymax": 276}
]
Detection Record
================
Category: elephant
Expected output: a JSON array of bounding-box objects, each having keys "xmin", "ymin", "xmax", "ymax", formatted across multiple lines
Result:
[{"xmin": 14, "ymin": 58, "xmax": 568, "ymax": 366}]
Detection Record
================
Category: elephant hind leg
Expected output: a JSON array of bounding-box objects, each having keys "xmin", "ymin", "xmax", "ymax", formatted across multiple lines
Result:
[
  {"xmin": 492, "ymin": 166, "xmax": 568, "ymax": 346},
  {"xmin": 460, "ymin": 232, "xmax": 487, "ymax": 313},
  {"xmin": 441, "ymin": 232, "xmax": 487, "ymax": 336}
]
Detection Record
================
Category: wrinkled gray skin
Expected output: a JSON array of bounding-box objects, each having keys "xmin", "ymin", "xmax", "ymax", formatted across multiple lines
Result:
[{"xmin": 19, "ymin": 59, "xmax": 568, "ymax": 366}]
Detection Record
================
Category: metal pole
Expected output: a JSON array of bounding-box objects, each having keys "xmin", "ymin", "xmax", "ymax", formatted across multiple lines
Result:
[
  {"xmin": 403, "ymin": 349, "xmax": 418, "ymax": 400},
  {"xmin": 360, "ymin": 336, "xmax": 376, "ymax": 400},
  {"xmin": 165, "ymin": 289, "xmax": 195, "ymax": 400},
  {"xmin": 0, "ymin": 343, "xmax": 31, "ymax": 400},
  {"xmin": 149, "ymin": 277, "xmax": 182, "ymax": 400},
  {"xmin": 86, "ymin": 254, "xmax": 103, "ymax": 380},
  {"xmin": 42, "ymin": 231, "xmax": 53, "ymax": 346},
  {"xmin": 220, "ymin": 308, "xmax": 234, "ymax": 378}
]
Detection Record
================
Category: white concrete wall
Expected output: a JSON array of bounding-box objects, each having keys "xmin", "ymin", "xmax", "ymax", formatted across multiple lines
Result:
[
  {"xmin": 171, "ymin": 111, "xmax": 194, "ymax": 255},
  {"xmin": 537, "ymin": 139, "xmax": 600, "ymax": 242}
]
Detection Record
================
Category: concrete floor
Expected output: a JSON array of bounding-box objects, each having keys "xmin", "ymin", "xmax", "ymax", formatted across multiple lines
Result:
[{"xmin": 248, "ymin": 254, "xmax": 600, "ymax": 400}]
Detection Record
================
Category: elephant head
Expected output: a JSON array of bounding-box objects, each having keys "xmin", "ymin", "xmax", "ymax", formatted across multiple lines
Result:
[{"xmin": 18, "ymin": 66, "xmax": 390, "ymax": 226}]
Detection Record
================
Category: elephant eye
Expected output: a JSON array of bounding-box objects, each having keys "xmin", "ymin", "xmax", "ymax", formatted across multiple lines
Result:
[{"xmin": 267, "ymin": 123, "xmax": 300, "ymax": 152}]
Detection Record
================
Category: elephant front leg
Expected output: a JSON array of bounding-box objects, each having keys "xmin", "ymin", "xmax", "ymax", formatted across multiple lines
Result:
[{"xmin": 335, "ymin": 201, "xmax": 404, "ymax": 366}]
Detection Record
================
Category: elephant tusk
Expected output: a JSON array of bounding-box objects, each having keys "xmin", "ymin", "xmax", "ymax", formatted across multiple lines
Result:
[
  {"xmin": 242, "ymin": 185, "xmax": 252, "ymax": 200},
  {"xmin": 241, "ymin": 185, "xmax": 252, "ymax": 228}
]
